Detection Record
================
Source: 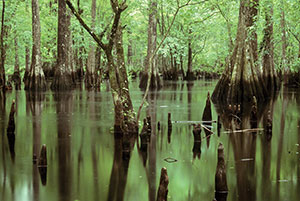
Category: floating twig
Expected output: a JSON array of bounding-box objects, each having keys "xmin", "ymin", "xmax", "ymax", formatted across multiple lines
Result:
[{"xmin": 223, "ymin": 128, "xmax": 263, "ymax": 134}]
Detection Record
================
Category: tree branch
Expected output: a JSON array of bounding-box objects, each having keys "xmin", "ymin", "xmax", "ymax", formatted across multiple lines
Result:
[
  {"xmin": 192, "ymin": 36, "xmax": 206, "ymax": 60},
  {"xmin": 66, "ymin": 0, "xmax": 106, "ymax": 50},
  {"xmin": 288, "ymin": 27, "xmax": 300, "ymax": 43}
]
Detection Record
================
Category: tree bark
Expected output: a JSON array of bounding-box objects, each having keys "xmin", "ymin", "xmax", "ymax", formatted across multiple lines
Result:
[
  {"xmin": 85, "ymin": 0, "xmax": 100, "ymax": 89},
  {"xmin": 67, "ymin": 0, "xmax": 137, "ymax": 134},
  {"xmin": 212, "ymin": 0, "xmax": 269, "ymax": 104},
  {"xmin": 51, "ymin": 0, "xmax": 73, "ymax": 90},
  {"xmin": 261, "ymin": 0, "xmax": 277, "ymax": 95},
  {"xmin": 23, "ymin": 46, "xmax": 30, "ymax": 83},
  {"xmin": 298, "ymin": 40, "xmax": 300, "ymax": 59},
  {"xmin": 139, "ymin": 0, "xmax": 161, "ymax": 90},
  {"xmin": 185, "ymin": 29, "xmax": 195, "ymax": 80},
  {"xmin": 127, "ymin": 33, "xmax": 133, "ymax": 66},
  {"xmin": 13, "ymin": 36, "xmax": 21, "ymax": 90},
  {"xmin": 156, "ymin": 167, "xmax": 169, "ymax": 201},
  {"xmin": 0, "ymin": 0, "xmax": 5, "ymax": 91},
  {"xmin": 25, "ymin": 0, "xmax": 47, "ymax": 91}
]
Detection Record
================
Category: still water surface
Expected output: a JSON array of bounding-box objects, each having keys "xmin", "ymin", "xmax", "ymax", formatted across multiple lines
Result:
[{"xmin": 0, "ymin": 79, "xmax": 300, "ymax": 201}]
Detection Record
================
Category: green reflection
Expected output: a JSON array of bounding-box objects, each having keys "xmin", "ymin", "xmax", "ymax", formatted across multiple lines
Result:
[{"xmin": 0, "ymin": 80, "xmax": 299, "ymax": 201}]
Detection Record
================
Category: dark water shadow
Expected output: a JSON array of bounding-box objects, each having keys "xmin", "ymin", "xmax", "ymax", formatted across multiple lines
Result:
[
  {"xmin": 26, "ymin": 92, "xmax": 45, "ymax": 201},
  {"xmin": 107, "ymin": 131, "xmax": 136, "ymax": 201},
  {"xmin": 53, "ymin": 92, "xmax": 73, "ymax": 201},
  {"xmin": 136, "ymin": 90, "xmax": 159, "ymax": 201},
  {"xmin": 0, "ymin": 91, "xmax": 7, "ymax": 201},
  {"xmin": 296, "ymin": 91, "xmax": 300, "ymax": 199}
]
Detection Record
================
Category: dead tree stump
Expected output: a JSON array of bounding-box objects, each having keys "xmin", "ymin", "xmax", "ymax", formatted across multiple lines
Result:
[
  {"xmin": 38, "ymin": 144, "xmax": 47, "ymax": 167},
  {"xmin": 217, "ymin": 115, "xmax": 221, "ymax": 137},
  {"xmin": 157, "ymin": 167, "xmax": 169, "ymax": 201},
  {"xmin": 266, "ymin": 110, "xmax": 272, "ymax": 138},
  {"xmin": 192, "ymin": 124, "xmax": 201, "ymax": 142},
  {"xmin": 215, "ymin": 143, "xmax": 228, "ymax": 193},
  {"xmin": 168, "ymin": 113, "xmax": 172, "ymax": 143},
  {"xmin": 7, "ymin": 100, "xmax": 16, "ymax": 133},
  {"xmin": 202, "ymin": 92, "xmax": 212, "ymax": 148},
  {"xmin": 7, "ymin": 100, "xmax": 16, "ymax": 161},
  {"xmin": 38, "ymin": 144, "xmax": 47, "ymax": 185}
]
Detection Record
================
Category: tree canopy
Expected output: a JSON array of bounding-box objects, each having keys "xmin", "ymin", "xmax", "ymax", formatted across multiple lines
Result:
[{"xmin": 0, "ymin": 0, "xmax": 299, "ymax": 84}]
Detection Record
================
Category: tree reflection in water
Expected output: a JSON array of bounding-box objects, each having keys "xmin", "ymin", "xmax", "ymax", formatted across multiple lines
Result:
[
  {"xmin": 107, "ymin": 131, "xmax": 136, "ymax": 201},
  {"xmin": 26, "ymin": 92, "xmax": 45, "ymax": 201},
  {"xmin": 215, "ymin": 97, "xmax": 276, "ymax": 201},
  {"xmin": 54, "ymin": 92, "xmax": 73, "ymax": 201}
]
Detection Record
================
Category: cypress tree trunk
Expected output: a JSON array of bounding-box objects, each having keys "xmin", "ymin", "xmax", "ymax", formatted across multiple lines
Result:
[
  {"xmin": 51, "ymin": 0, "xmax": 73, "ymax": 90},
  {"xmin": 13, "ymin": 36, "xmax": 21, "ymax": 90},
  {"xmin": 23, "ymin": 46, "xmax": 30, "ymax": 83},
  {"xmin": 76, "ymin": 29, "xmax": 85, "ymax": 81},
  {"xmin": 25, "ymin": 0, "xmax": 47, "ymax": 91},
  {"xmin": 85, "ymin": 0, "xmax": 100, "ymax": 89},
  {"xmin": 261, "ymin": 0, "xmax": 278, "ymax": 95},
  {"xmin": 95, "ymin": 45, "xmax": 102, "ymax": 80},
  {"xmin": 139, "ymin": 0, "xmax": 161, "ymax": 90},
  {"xmin": 185, "ymin": 29, "xmax": 195, "ymax": 80},
  {"xmin": 68, "ymin": 27, "xmax": 76, "ymax": 84},
  {"xmin": 67, "ymin": 0, "xmax": 137, "ymax": 134},
  {"xmin": 0, "ymin": 0, "xmax": 5, "ymax": 91},
  {"xmin": 212, "ymin": 0, "xmax": 269, "ymax": 104},
  {"xmin": 127, "ymin": 33, "xmax": 133, "ymax": 66}
]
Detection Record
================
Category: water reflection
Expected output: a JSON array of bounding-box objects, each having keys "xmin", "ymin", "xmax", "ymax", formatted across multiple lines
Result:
[
  {"xmin": 202, "ymin": 92, "xmax": 212, "ymax": 148},
  {"xmin": 192, "ymin": 124, "xmax": 201, "ymax": 160},
  {"xmin": 0, "ymin": 91, "xmax": 7, "ymax": 201},
  {"xmin": 54, "ymin": 92, "xmax": 73, "ymax": 201},
  {"xmin": 6, "ymin": 101, "xmax": 16, "ymax": 162},
  {"xmin": 297, "ymin": 92, "xmax": 300, "ymax": 200},
  {"xmin": 2, "ymin": 80, "xmax": 300, "ymax": 201},
  {"xmin": 26, "ymin": 92, "xmax": 45, "ymax": 201},
  {"xmin": 89, "ymin": 91, "xmax": 101, "ymax": 201},
  {"xmin": 107, "ymin": 132, "xmax": 136, "ymax": 201},
  {"xmin": 214, "ymin": 97, "xmax": 276, "ymax": 201}
]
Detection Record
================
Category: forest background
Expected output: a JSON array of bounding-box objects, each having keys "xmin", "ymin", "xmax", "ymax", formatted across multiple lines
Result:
[{"xmin": 1, "ymin": 0, "xmax": 300, "ymax": 87}]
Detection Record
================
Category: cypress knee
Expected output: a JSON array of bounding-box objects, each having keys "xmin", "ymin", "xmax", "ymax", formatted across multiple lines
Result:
[
  {"xmin": 38, "ymin": 144, "xmax": 47, "ymax": 167},
  {"xmin": 146, "ymin": 116, "xmax": 152, "ymax": 135},
  {"xmin": 266, "ymin": 110, "xmax": 272, "ymax": 133},
  {"xmin": 7, "ymin": 100, "xmax": 16, "ymax": 133},
  {"xmin": 202, "ymin": 92, "xmax": 212, "ymax": 148},
  {"xmin": 157, "ymin": 167, "xmax": 169, "ymax": 201},
  {"xmin": 140, "ymin": 120, "xmax": 149, "ymax": 166},
  {"xmin": 167, "ymin": 113, "xmax": 172, "ymax": 132},
  {"xmin": 215, "ymin": 143, "xmax": 228, "ymax": 193},
  {"xmin": 38, "ymin": 144, "xmax": 47, "ymax": 185},
  {"xmin": 192, "ymin": 124, "xmax": 201, "ymax": 142},
  {"xmin": 250, "ymin": 97, "xmax": 258, "ymax": 128},
  {"xmin": 192, "ymin": 124, "xmax": 202, "ymax": 160},
  {"xmin": 140, "ymin": 118, "xmax": 149, "ymax": 145},
  {"xmin": 202, "ymin": 92, "xmax": 212, "ymax": 122},
  {"xmin": 168, "ymin": 113, "xmax": 172, "ymax": 143},
  {"xmin": 217, "ymin": 115, "xmax": 221, "ymax": 137}
]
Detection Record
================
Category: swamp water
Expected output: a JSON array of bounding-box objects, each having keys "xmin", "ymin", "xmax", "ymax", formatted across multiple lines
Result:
[{"xmin": 0, "ymin": 79, "xmax": 300, "ymax": 201}]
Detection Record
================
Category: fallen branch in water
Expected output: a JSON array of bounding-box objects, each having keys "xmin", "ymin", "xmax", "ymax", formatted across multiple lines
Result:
[
  {"xmin": 223, "ymin": 128, "xmax": 264, "ymax": 134},
  {"xmin": 173, "ymin": 120, "xmax": 217, "ymax": 124},
  {"xmin": 201, "ymin": 124, "xmax": 213, "ymax": 133}
]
